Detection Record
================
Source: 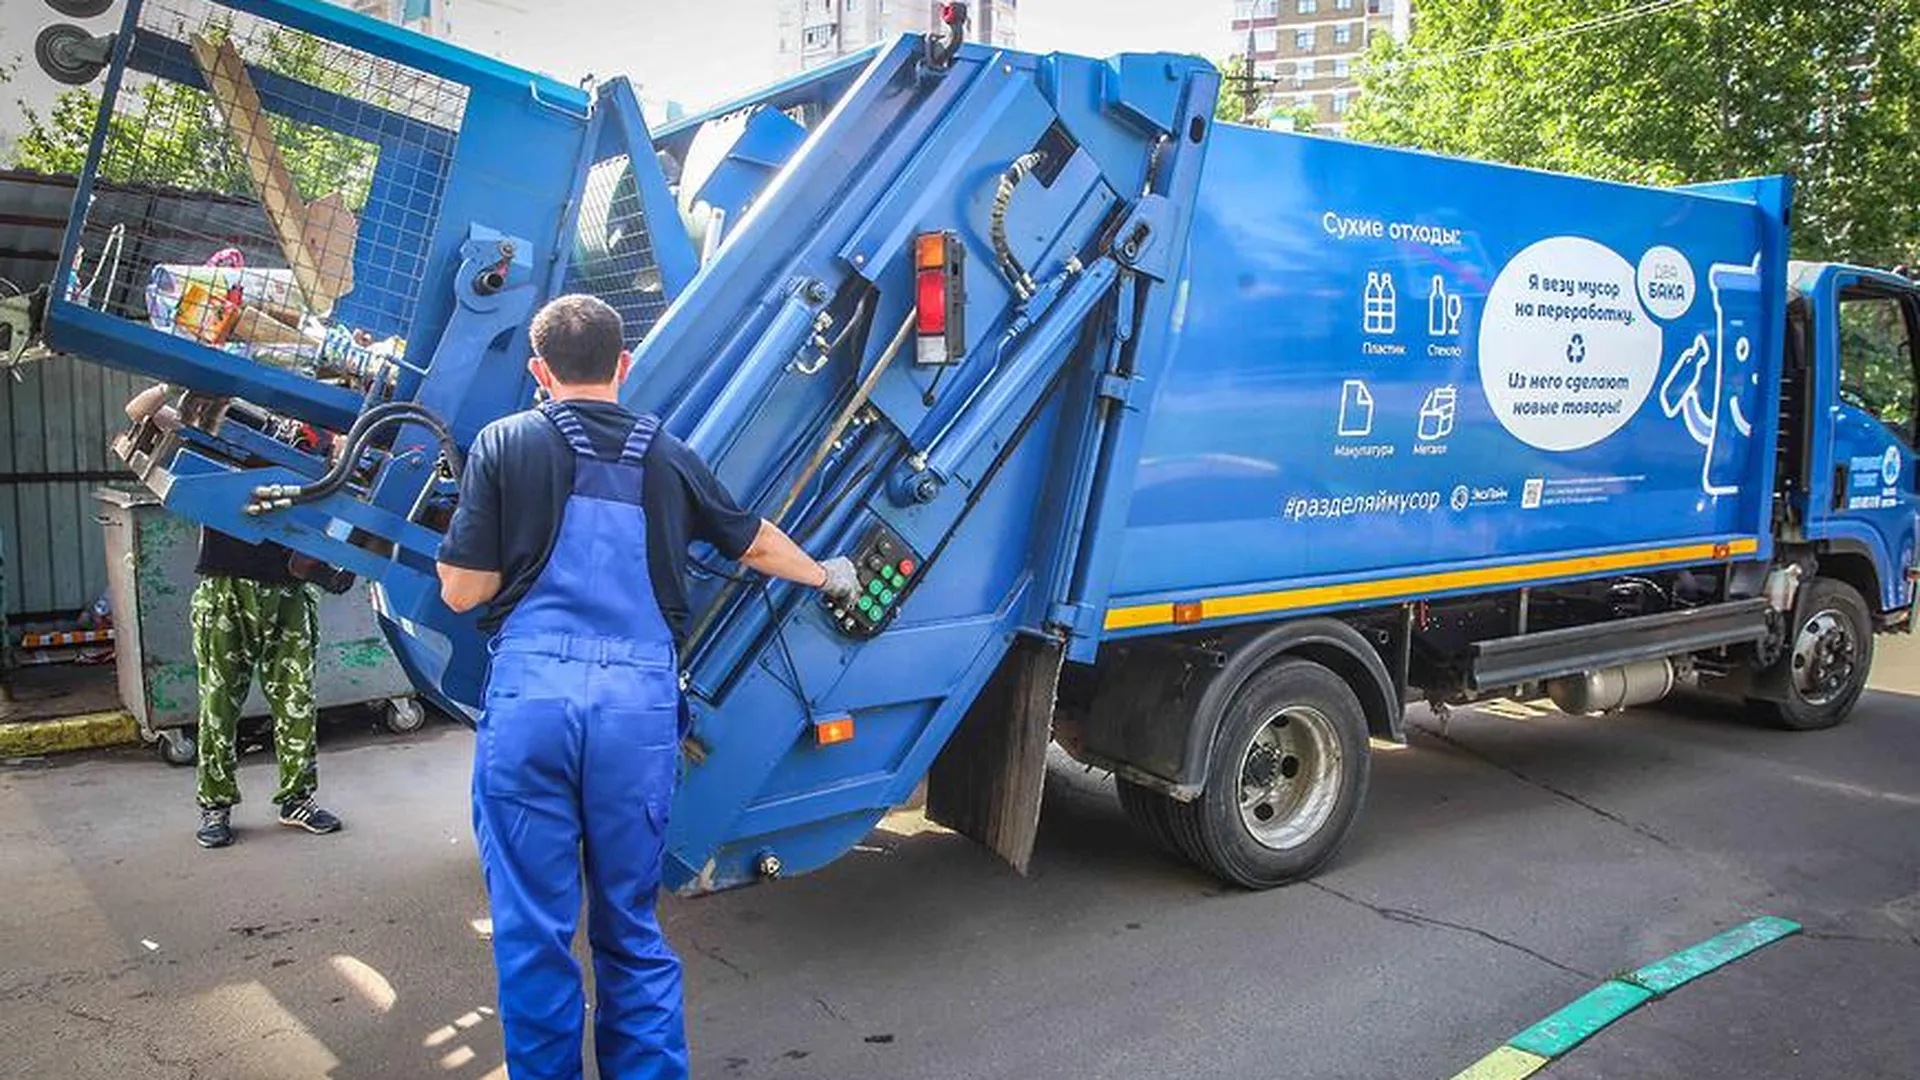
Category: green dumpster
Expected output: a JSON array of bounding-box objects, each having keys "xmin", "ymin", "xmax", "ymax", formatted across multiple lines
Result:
[{"xmin": 95, "ymin": 489, "xmax": 422, "ymax": 764}]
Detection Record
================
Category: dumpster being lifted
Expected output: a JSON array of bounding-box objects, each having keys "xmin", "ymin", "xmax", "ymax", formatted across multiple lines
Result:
[{"xmin": 42, "ymin": 0, "xmax": 1920, "ymax": 893}]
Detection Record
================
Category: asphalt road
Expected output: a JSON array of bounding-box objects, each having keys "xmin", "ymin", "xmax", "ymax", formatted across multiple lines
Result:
[{"xmin": 3, "ymin": 642, "xmax": 1917, "ymax": 1079}]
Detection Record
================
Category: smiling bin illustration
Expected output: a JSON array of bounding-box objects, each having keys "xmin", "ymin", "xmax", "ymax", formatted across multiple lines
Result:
[{"xmin": 1660, "ymin": 255, "xmax": 1764, "ymax": 497}]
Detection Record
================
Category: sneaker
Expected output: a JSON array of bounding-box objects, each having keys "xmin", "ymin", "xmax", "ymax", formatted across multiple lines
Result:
[
  {"xmin": 196, "ymin": 806, "xmax": 234, "ymax": 849},
  {"xmin": 277, "ymin": 796, "xmax": 343, "ymax": 835}
]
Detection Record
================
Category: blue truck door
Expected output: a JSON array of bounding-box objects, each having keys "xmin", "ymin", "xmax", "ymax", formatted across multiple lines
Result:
[{"xmin": 1823, "ymin": 272, "xmax": 1920, "ymax": 613}]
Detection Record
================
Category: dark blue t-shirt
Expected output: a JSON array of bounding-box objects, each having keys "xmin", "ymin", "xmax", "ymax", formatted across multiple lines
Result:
[{"xmin": 437, "ymin": 400, "xmax": 762, "ymax": 641}]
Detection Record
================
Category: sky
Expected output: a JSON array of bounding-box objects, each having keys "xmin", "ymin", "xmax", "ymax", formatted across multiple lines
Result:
[
  {"xmin": 1, "ymin": 0, "xmax": 1237, "ymax": 145},
  {"xmin": 444, "ymin": 0, "xmax": 1234, "ymax": 111}
]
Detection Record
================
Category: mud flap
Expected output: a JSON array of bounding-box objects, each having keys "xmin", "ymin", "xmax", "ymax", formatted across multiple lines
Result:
[{"xmin": 926, "ymin": 635, "xmax": 1064, "ymax": 874}]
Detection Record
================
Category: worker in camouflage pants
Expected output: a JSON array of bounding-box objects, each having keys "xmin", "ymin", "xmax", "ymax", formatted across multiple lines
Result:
[{"xmin": 126, "ymin": 384, "xmax": 344, "ymax": 848}]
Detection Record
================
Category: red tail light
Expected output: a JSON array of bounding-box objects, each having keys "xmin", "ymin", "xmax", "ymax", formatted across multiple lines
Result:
[
  {"xmin": 914, "ymin": 230, "xmax": 965, "ymax": 366},
  {"xmin": 916, "ymin": 266, "xmax": 947, "ymax": 335}
]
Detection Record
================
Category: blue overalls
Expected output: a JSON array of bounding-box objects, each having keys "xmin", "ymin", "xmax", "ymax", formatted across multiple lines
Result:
[{"xmin": 473, "ymin": 401, "xmax": 688, "ymax": 1080}]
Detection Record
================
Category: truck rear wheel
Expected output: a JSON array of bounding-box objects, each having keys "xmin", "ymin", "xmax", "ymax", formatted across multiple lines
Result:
[
  {"xmin": 1115, "ymin": 777, "xmax": 1181, "ymax": 855},
  {"xmin": 1749, "ymin": 576, "xmax": 1874, "ymax": 731},
  {"xmin": 1156, "ymin": 659, "xmax": 1371, "ymax": 888}
]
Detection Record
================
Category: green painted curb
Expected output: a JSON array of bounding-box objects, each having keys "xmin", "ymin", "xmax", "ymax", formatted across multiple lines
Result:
[
  {"xmin": 1510, "ymin": 981, "xmax": 1654, "ymax": 1058},
  {"xmin": 0, "ymin": 711, "xmax": 140, "ymax": 756},
  {"xmin": 1452, "ymin": 916, "xmax": 1803, "ymax": 1078},
  {"xmin": 1625, "ymin": 915, "xmax": 1802, "ymax": 995}
]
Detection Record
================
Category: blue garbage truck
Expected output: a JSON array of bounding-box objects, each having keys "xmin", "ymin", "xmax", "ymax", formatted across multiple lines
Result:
[{"xmin": 40, "ymin": 0, "xmax": 1920, "ymax": 891}]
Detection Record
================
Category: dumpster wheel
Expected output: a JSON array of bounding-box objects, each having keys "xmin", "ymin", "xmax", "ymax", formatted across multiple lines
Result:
[
  {"xmin": 155, "ymin": 727, "xmax": 196, "ymax": 767},
  {"xmin": 384, "ymin": 697, "xmax": 427, "ymax": 735}
]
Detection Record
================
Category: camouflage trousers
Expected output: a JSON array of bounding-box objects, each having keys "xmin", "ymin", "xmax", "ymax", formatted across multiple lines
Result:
[{"xmin": 191, "ymin": 577, "xmax": 320, "ymax": 808}]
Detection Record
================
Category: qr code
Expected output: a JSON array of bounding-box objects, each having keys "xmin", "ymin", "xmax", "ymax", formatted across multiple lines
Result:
[{"xmin": 1522, "ymin": 478, "xmax": 1545, "ymax": 509}]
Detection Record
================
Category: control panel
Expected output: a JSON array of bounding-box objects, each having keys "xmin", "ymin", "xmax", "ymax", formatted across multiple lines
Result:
[{"xmin": 823, "ymin": 523, "xmax": 922, "ymax": 639}]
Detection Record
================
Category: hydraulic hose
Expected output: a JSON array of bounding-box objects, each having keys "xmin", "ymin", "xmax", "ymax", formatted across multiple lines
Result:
[
  {"xmin": 249, "ymin": 402, "xmax": 462, "ymax": 513},
  {"xmin": 775, "ymin": 307, "xmax": 915, "ymax": 524},
  {"xmin": 991, "ymin": 152, "xmax": 1045, "ymax": 301},
  {"xmin": 325, "ymin": 407, "xmax": 463, "ymax": 491},
  {"xmin": 248, "ymin": 400, "xmax": 416, "ymax": 505},
  {"xmin": 792, "ymin": 287, "xmax": 875, "ymax": 376},
  {"xmin": 1142, "ymin": 133, "xmax": 1170, "ymax": 196}
]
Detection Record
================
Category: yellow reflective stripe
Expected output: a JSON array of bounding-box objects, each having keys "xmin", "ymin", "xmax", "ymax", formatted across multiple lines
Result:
[
  {"xmin": 1103, "ymin": 537, "xmax": 1762, "ymax": 632},
  {"xmin": 1449, "ymin": 1046, "xmax": 1552, "ymax": 1080}
]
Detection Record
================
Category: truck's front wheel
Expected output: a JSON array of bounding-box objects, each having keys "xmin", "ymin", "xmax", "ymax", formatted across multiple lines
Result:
[
  {"xmin": 1749, "ymin": 576, "xmax": 1875, "ymax": 731},
  {"xmin": 1162, "ymin": 659, "xmax": 1371, "ymax": 888}
]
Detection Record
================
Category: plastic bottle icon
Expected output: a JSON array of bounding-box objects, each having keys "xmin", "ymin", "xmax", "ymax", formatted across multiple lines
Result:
[{"xmin": 1364, "ymin": 272, "xmax": 1397, "ymax": 335}]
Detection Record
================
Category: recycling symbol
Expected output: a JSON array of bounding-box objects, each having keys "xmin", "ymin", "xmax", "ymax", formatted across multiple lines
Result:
[{"xmin": 1566, "ymin": 333, "xmax": 1586, "ymax": 364}]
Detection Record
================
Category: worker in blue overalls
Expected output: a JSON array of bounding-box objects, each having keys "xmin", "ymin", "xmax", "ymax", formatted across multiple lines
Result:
[{"xmin": 436, "ymin": 294, "xmax": 860, "ymax": 1079}]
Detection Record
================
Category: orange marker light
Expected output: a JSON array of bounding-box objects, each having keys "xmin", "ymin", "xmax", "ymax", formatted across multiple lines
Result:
[
  {"xmin": 814, "ymin": 716, "xmax": 856, "ymax": 746},
  {"xmin": 1172, "ymin": 601, "xmax": 1204, "ymax": 625},
  {"xmin": 915, "ymin": 232, "xmax": 947, "ymax": 270}
]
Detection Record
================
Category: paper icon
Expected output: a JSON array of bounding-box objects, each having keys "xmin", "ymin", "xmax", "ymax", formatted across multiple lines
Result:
[{"xmin": 1339, "ymin": 379, "xmax": 1375, "ymax": 437}]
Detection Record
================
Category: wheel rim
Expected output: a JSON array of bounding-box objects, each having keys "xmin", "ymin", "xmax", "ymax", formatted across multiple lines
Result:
[
  {"xmin": 1236, "ymin": 705, "xmax": 1344, "ymax": 851},
  {"xmin": 1790, "ymin": 608, "xmax": 1859, "ymax": 706},
  {"xmin": 36, "ymin": 25, "xmax": 104, "ymax": 86}
]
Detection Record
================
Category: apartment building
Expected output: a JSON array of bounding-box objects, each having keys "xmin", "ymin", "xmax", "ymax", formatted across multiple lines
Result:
[
  {"xmin": 343, "ymin": 0, "xmax": 450, "ymax": 39},
  {"xmin": 1229, "ymin": 0, "xmax": 1410, "ymax": 134},
  {"xmin": 777, "ymin": 0, "xmax": 1018, "ymax": 76}
]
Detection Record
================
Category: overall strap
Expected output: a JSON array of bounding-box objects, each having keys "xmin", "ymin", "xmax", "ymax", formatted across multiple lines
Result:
[
  {"xmin": 537, "ymin": 400, "xmax": 597, "ymax": 456},
  {"xmin": 618, "ymin": 414, "xmax": 661, "ymax": 466}
]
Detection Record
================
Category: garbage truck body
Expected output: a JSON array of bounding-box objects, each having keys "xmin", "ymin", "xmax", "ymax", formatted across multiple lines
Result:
[{"xmin": 43, "ymin": 0, "xmax": 1920, "ymax": 892}]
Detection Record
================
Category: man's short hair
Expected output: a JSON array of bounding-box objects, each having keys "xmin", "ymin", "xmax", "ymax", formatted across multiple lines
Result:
[{"xmin": 530, "ymin": 294, "xmax": 625, "ymax": 385}]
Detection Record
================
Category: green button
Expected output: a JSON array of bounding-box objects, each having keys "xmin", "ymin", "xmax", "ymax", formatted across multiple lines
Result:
[
  {"xmin": 880, "ymin": 589, "xmax": 896, "ymax": 605},
  {"xmin": 865, "ymin": 606, "xmax": 882, "ymax": 622},
  {"xmin": 857, "ymin": 595, "xmax": 873, "ymax": 612},
  {"xmin": 868, "ymin": 579, "xmax": 884, "ymax": 596},
  {"xmin": 888, "ymin": 571, "xmax": 905, "ymax": 588}
]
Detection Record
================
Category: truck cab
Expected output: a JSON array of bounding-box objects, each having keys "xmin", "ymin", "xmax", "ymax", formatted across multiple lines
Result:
[{"xmin": 1784, "ymin": 263, "xmax": 1920, "ymax": 626}]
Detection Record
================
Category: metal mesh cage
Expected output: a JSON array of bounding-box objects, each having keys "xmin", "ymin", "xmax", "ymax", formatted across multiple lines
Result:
[
  {"xmin": 566, "ymin": 154, "xmax": 672, "ymax": 350},
  {"xmin": 67, "ymin": 0, "xmax": 467, "ymax": 388}
]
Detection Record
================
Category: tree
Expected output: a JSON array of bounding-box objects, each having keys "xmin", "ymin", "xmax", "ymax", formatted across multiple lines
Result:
[
  {"xmin": 0, "ymin": 55, "xmax": 17, "ymax": 162},
  {"xmin": 1214, "ymin": 54, "xmax": 1261, "ymax": 125},
  {"xmin": 1267, "ymin": 102, "xmax": 1323, "ymax": 134},
  {"xmin": 1215, "ymin": 56, "xmax": 1324, "ymax": 133},
  {"xmin": 11, "ymin": 24, "xmax": 375, "ymax": 210},
  {"xmin": 1348, "ymin": 0, "xmax": 1920, "ymax": 268}
]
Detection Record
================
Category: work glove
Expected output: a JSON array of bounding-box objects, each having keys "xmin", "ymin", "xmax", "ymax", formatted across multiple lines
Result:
[{"xmin": 818, "ymin": 556, "xmax": 861, "ymax": 602}]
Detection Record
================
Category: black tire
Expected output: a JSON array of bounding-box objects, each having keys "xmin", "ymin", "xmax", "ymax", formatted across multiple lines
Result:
[
  {"xmin": 47, "ymin": 0, "xmax": 115, "ymax": 18},
  {"xmin": 1115, "ymin": 777, "xmax": 1181, "ymax": 856},
  {"xmin": 1748, "ymin": 577, "xmax": 1875, "ymax": 731},
  {"xmin": 35, "ymin": 24, "xmax": 106, "ymax": 86},
  {"xmin": 1164, "ymin": 659, "xmax": 1371, "ymax": 889}
]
